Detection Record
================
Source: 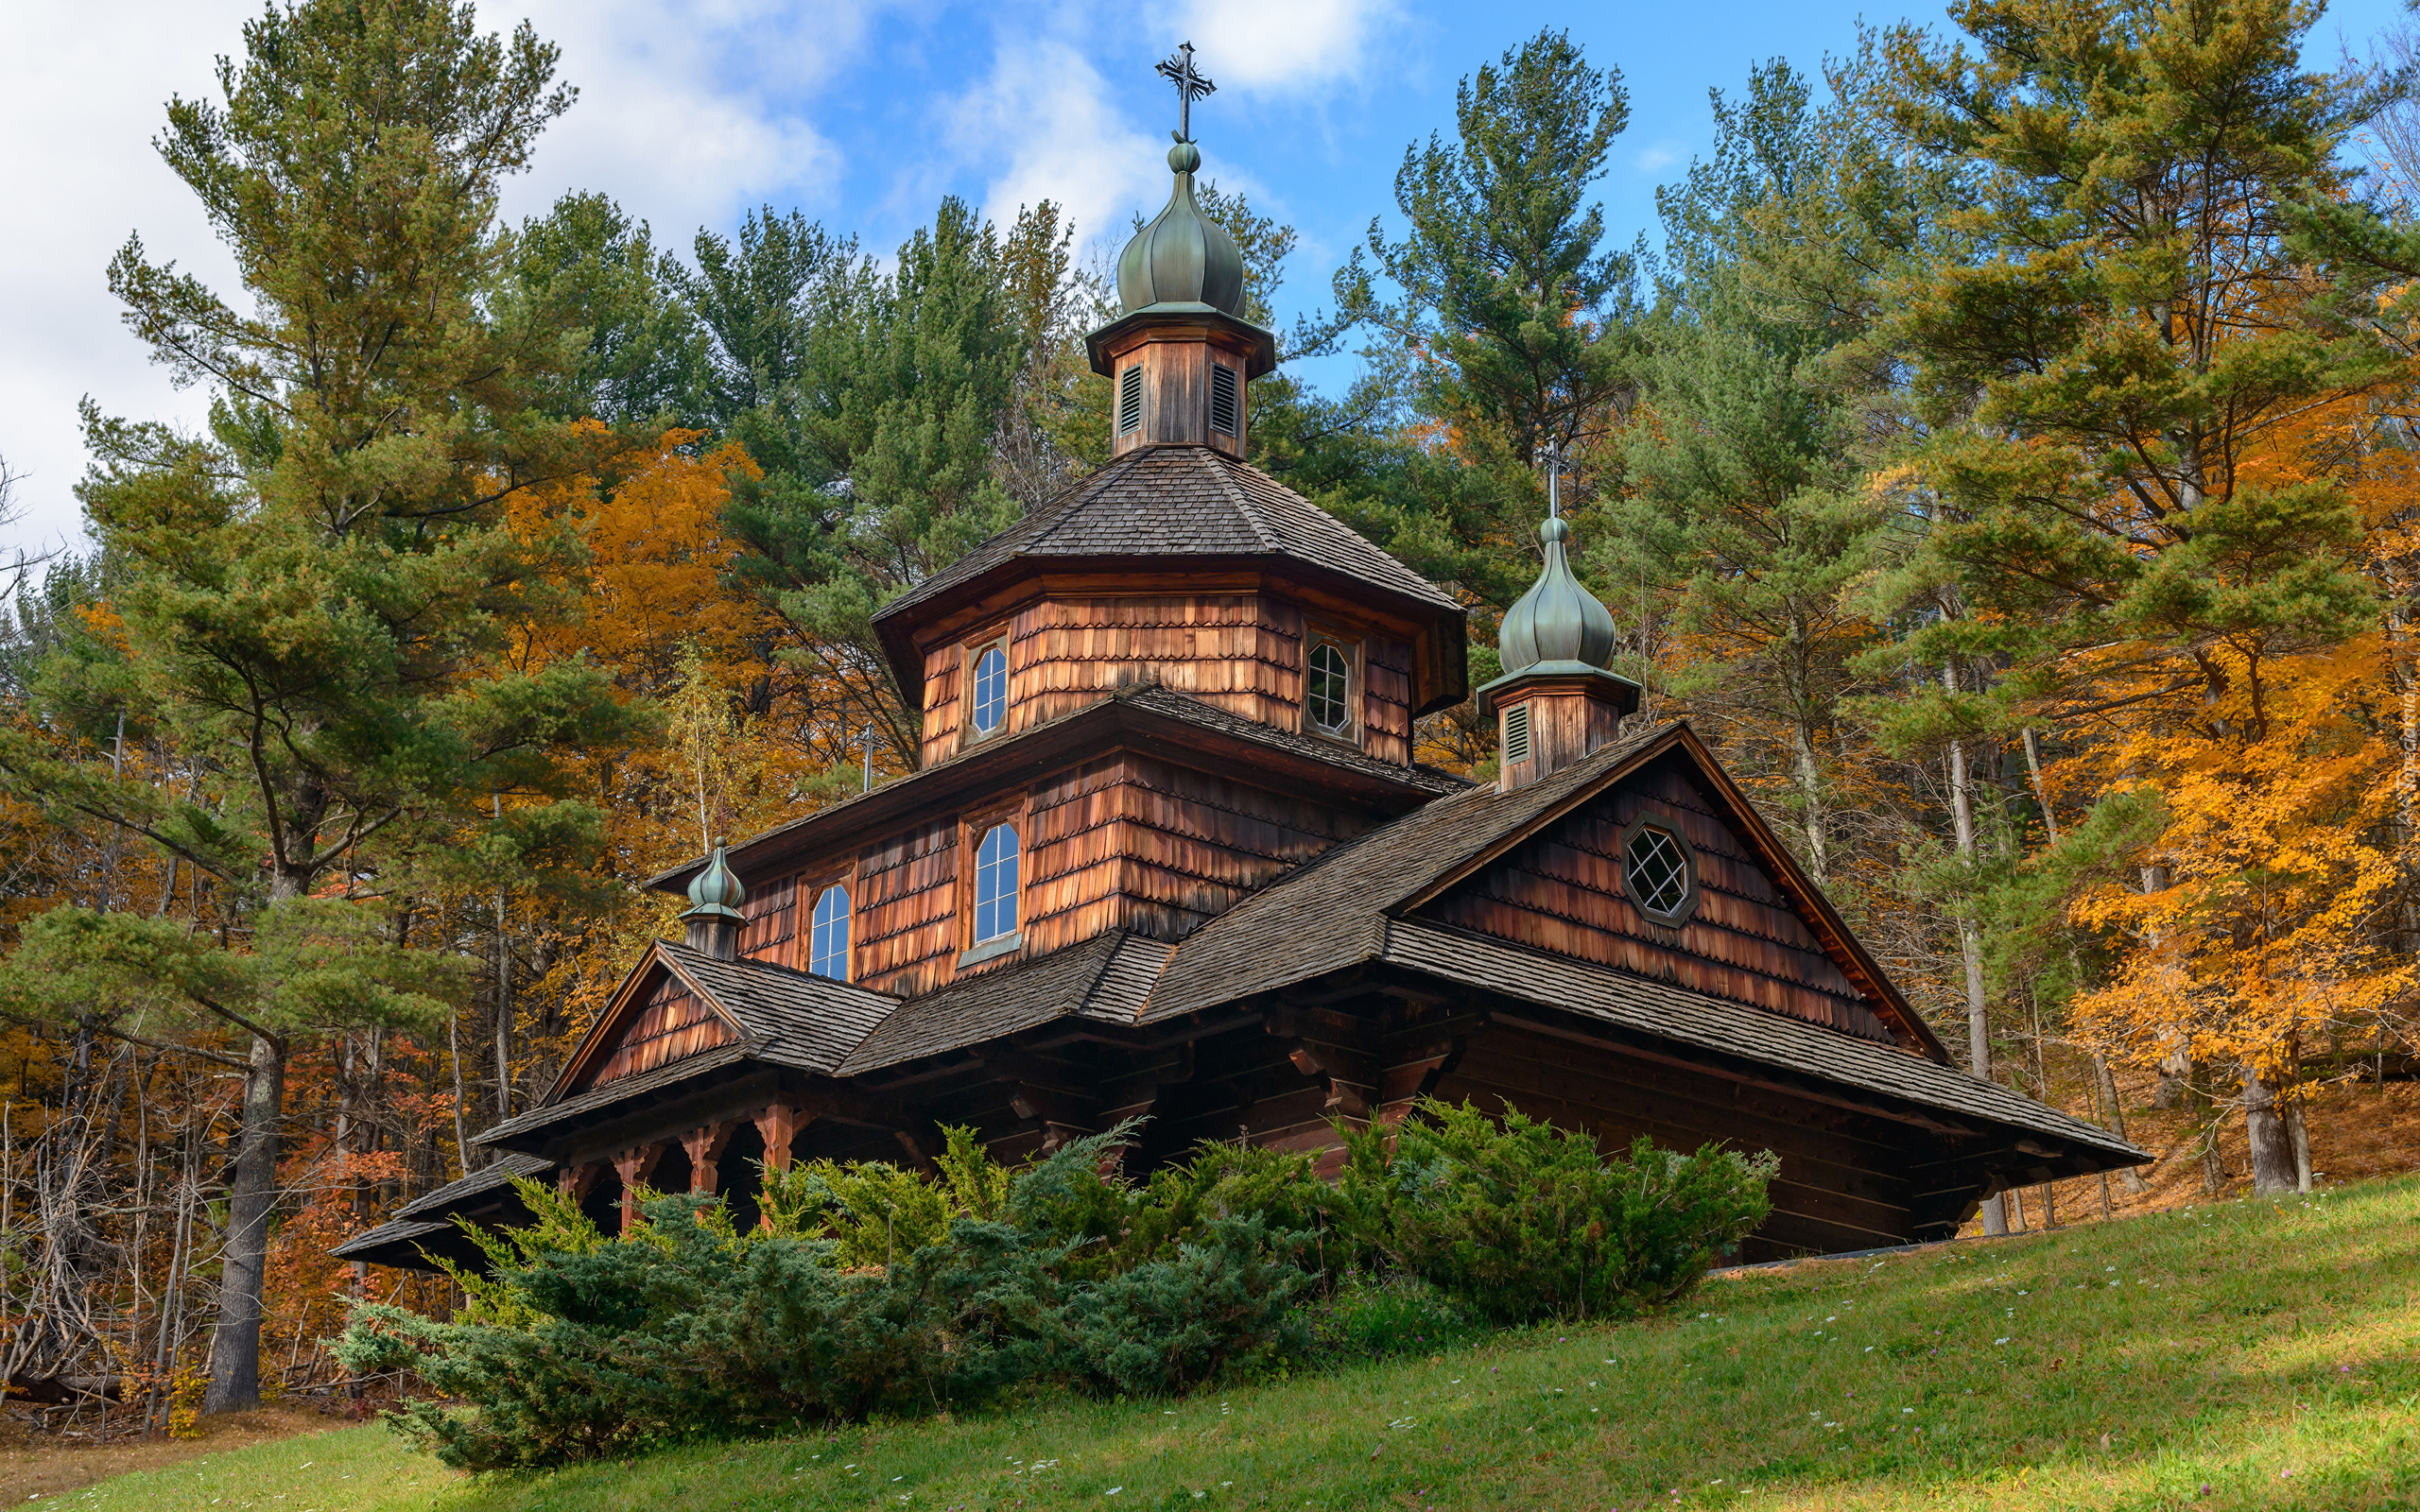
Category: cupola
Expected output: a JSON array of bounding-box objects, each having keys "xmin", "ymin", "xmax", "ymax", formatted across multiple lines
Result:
[
  {"xmin": 682, "ymin": 839, "xmax": 747, "ymax": 960},
  {"xmin": 1083, "ymin": 44, "xmax": 1278, "ymax": 458},
  {"xmin": 1478, "ymin": 465, "xmax": 1639, "ymax": 792}
]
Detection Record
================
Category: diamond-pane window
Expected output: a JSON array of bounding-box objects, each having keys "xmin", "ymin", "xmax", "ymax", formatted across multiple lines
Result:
[
  {"xmin": 1623, "ymin": 824, "xmax": 1693, "ymax": 920},
  {"xmin": 1307, "ymin": 642, "xmax": 1352, "ymax": 734}
]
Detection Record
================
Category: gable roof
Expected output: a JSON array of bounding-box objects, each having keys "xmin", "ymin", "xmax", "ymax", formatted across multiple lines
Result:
[
  {"xmin": 838, "ymin": 931, "xmax": 1173, "ymax": 1075},
  {"xmin": 870, "ymin": 445, "xmax": 1467, "ymax": 707},
  {"xmin": 329, "ymin": 1150, "xmax": 555, "ymax": 1263},
  {"xmin": 1141, "ymin": 721, "xmax": 1947, "ymax": 1060}
]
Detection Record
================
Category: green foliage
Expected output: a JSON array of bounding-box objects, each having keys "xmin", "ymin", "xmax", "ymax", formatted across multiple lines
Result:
[
  {"xmin": 337, "ymin": 1129, "xmax": 1311, "ymax": 1469},
  {"xmin": 1290, "ymin": 1270, "xmax": 1482, "ymax": 1366},
  {"xmin": 1336, "ymin": 1098, "xmax": 1775, "ymax": 1324},
  {"xmin": 340, "ymin": 1108, "xmax": 1775, "ymax": 1469}
]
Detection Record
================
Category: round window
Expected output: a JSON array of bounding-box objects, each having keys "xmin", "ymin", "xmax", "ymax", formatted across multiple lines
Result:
[
  {"xmin": 1621, "ymin": 821, "xmax": 1696, "ymax": 925},
  {"xmin": 1306, "ymin": 643, "xmax": 1351, "ymax": 734}
]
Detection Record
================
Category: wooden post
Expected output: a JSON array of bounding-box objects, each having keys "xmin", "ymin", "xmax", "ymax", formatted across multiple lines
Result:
[
  {"xmin": 612, "ymin": 1144, "xmax": 666, "ymax": 1235},
  {"xmin": 682, "ymin": 1123, "xmax": 735, "ymax": 1196},
  {"xmin": 557, "ymin": 1161, "xmax": 603, "ymax": 1206},
  {"xmin": 753, "ymin": 1103, "xmax": 809, "ymax": 1173}
]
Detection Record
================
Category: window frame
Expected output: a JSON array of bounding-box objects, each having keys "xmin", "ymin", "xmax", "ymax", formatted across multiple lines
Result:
[
  {"xmin": 806, "ymin": 876, "xmax": 854, "ymax": 982},
  {"xmin": 959, "ymin": 802, "xmax": 1028, "ymax": 967},
  {"xmin": 962, "ymin": 632, "xmax": 1011, "ymax": 743},
  {"xmin": 1300, "ymin": 629, "xmax": 1361, "ymax": 743},
  {"xmin": 1619, "ymin": 817, "xmax": 1701, "ymax": 929}
]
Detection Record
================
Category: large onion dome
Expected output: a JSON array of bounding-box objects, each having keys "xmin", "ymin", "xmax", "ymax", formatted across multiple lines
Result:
[
  {"xmin": 1115, "ymin": 142, "xmax": 1246, "ymax": 317},
  {"xmin": 1498, "ymin": 513, "xmax": 1618, "ymax": 675}
]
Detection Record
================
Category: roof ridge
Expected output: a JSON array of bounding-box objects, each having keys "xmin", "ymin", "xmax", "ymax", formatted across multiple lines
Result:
[{"xmin": 1196, "ymin": 446, "xmax": 1279, "ymax": 552}]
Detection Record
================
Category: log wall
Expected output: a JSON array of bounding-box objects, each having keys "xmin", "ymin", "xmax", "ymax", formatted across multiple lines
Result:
[
  {"xmin": 1432, "ymin": 1020, "xmax": 1918, "ymax": 1261},
  {"xmin": 1423, "ymin": 763, "xmax": 1895, "ymax": 1041}
]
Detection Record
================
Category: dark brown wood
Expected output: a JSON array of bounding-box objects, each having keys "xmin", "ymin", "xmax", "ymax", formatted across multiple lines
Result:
[{"xmin": 573, "ymin": 971, "xmax": 737, "ymax": 1093}]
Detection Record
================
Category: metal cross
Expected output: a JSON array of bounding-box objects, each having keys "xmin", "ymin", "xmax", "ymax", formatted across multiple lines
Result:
[
  {"xmin": 1156, "ymin": 42, "xmax": 1216, "ymax": 144},
  {"xmin": 1542, "ymin": 439, "xmax": 1567, "ymax": 520}
]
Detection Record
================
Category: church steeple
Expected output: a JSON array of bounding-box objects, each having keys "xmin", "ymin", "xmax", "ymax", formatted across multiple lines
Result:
[
  {"xmin": 1478, "ymin": 449, "xmax": 1639, "ymax": 792},
  {"xmin": 1084, "ymin": 43, "xmax": 1277, "ymax": 457}
]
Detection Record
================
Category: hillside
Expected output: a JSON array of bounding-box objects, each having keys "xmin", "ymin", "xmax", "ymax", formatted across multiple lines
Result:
[{"xmin": 55, "ymin": 1171, "xmax": 2420, "ymax": 1512}]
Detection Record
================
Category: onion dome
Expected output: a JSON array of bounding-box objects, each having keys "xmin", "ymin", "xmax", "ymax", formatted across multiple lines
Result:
[
  {"xmin": 1499, "ymin": 513, "xmax": 1617, "ymax": 675},
  {"xmin": 1115, "ymin": 142, "xmax": 1247, "ymax": 317},
  {"xmin": 682, "ymin": 838, "xmax": 747, "ymax": 923}
]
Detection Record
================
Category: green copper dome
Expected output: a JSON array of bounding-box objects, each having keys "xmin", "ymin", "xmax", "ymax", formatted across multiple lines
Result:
[
  {"xmin": 1499, "ymin": 513, "xmax": 1617, "ymax": 675},
  {"xmin": 683, "ymin": 838, "xmax": 747, "ymax": 922},
  {"xmin": 1115, "ymin": 142, "xmax": 1246, "ymax": 318}
]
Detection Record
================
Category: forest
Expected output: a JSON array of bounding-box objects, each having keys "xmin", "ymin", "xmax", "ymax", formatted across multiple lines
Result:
[{"xmin": 3, "ymin": 0, "xmax": 2419, "ymax": 1436}]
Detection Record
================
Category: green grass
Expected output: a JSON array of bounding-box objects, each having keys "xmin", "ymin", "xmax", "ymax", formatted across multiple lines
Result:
[{"xmin": 69, "ymin": 1177, "xmax": 2420, "ymax": 1511}]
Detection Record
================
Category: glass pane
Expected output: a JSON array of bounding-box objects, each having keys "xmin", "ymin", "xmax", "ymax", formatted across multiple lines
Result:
[
  {"xmin": 972, "ymin": 644, "xmax": 1007, "ymax": 733},
  {"xmin": 1624, "ymin": 827, "xmax": 1691, "ymax": 917},
  {"xmin": 1308, "ymin": 643, "xmax": 1350, "ymax": 732},
  {"xmin": 975, "ymin": 823, "xmax": 1020, "ymax": 943},
  {"xmin": 810, "ymin": 885, "xmax": 851, "ymax": 980}
]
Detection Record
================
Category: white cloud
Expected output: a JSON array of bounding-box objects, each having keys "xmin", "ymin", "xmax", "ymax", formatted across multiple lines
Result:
[
  {"xmin": 1633, "ymin": 139, "xmax": 1687, "ymax": 175},
  {"xmin": 0, "ymin": 0, "xmax": 877, "ymax": 558},
  {"xmin": 955, "ymin": 37, "xmax": 1166, "ymax": 257},
  {"xmin": 1170, "ymin": 0, "xmax": 1396, "ymax": 92}
]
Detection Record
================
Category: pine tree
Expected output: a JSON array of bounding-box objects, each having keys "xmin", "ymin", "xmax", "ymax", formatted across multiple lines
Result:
[{"xmin": 0, "ymin": 0, "xmax": 636, "ymax": 1409}]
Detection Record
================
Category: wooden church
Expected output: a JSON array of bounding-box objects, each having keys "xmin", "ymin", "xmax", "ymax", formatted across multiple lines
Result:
[{"xmin": 337, "ymin": 83, "xmax": 2143, "ymax": 1275}]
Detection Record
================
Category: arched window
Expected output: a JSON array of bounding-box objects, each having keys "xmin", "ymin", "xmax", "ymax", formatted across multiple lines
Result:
[
  {"xmin": 1621, "ymin": 820, "xmax": 1698, "ymax": 927},
  {"xmin": 809, "ymin": 885, "xmax": 851, "ymax": 980},
  {"xmin": 974, "ymin": 823, "xmax": 1020, "ymax": 943},
  {"xmin": 970, "ymin": 642, "xmax": 1008, "ymax": 736},
  {"xmin": 1306, "ymin": 641, "xmax": 1352, "ymax": 734}
]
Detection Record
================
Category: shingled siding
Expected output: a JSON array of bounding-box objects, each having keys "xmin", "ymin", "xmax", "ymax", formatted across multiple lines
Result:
[
  {"xmin": 571, "ymin": 974, "xmax": 736, "ymax": 1094},
  {"xmin": 1362, "ymin": 637, "xmax": 1413, "ymax": 765},
  {"xmin": 922, "ymin": 594, "xmax": 1304, "ymax": 766},
  {"xmin": 1023, "ymin": 752, "xmax": 1374, "ymax": 951},
  {"xmin": 855, "ymin": 819, "xmax": 961, "ymax": 994},
  {"xmin": 1422, "ymin": 766, "xmax": 1896, "ymax": 1042},
  {"xmin": 1435, "ymin": 1020, "xmax": 1918, "ymax": 1261}
]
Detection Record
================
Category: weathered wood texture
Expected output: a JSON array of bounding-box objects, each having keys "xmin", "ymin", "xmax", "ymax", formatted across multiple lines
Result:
[
  {"xmin": 854, "ymin": 820, "xmax": 961, "ymax": 995},
  {"xmin": 917, "ymin": 595, "xmax": 1416, "ymax": 769},
  {"xmin": 1495, "ymin": 682, "xmax": 1624, "ymax": 792},
  {"xmin": 737, "ymin": 873, "xmax": 797, "ymax": 968},
  {"xmin": 1103, "ymin": 326, "xmax": 1254, "ymax": 459},
  {"xmin": 753, "ymin": 752, "xmax": 1377, "ymax": 993},
  {"xmin": 1432, "ymin": 1021, "xmax": 1916, "ymax": 1261},
  {"xmin": 574, "ymin": 975, "xmax": 735, "ymax": 1093},
  {"xmin": 1361, "ymin": 638, "xmax": 1413, "ymax": 765},
  {"xmin": 1422, "ymin": 765, "xmax": 1896, "ymax": 1041}
]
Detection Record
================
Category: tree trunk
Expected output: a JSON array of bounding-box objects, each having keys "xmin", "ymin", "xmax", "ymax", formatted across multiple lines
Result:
[
  {"xmin": 1945, "ymin": 696, "xmax": 2007, "ymax": 1237},
  {"xmin": 203, "ymin": 1032, "xmax": 284, "ymax": 1415},
  {"xmin": 2094, "ymin": 1054, "xmax": 2152, "ymax": 1194},
  {"xmin": 2241, "ymin": 1064, "xmax": 2296, "ymax": 1196},
  {"xmin": 2287, "ymin": 1097, "xmax": 2313, "ymax": 1193}
]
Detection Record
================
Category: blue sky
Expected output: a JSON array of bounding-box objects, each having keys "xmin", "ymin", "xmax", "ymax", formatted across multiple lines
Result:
[{"xmin": 0, "ymin": 0, "xmax": 2406, "ymax": 552}]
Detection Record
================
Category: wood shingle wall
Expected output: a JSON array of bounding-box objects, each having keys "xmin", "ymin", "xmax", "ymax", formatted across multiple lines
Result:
[{"xmin": 1422, "ymin": 765, "xmax": 1895, "ymax": 1042}]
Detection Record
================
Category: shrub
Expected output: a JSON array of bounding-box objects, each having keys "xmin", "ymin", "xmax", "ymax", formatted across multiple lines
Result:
[
  {"xmin": 334, "ymin": 1127, "xmax": 1308, "ymax": 1470},
  {"xmin": 1291, "ymin": 1270, "xmax": 1482, "ymax": 1366},
  {"xmin": 1335, "ymin": 1097, "xmax": 1775, "ymax": 1324}
]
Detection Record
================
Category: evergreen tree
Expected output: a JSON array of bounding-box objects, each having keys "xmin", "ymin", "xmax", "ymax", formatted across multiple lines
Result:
[
  {"xmin": 0, "ymin": 0, "xmax": 636, "ymax": 1409},
  {"xmin": 1870, "ymin": 0, "xmax": 2399, "ymax": 1193}
]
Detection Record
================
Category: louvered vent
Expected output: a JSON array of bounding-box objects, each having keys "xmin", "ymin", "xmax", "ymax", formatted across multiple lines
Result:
[
  {"xmin": 1210, "ymin": 363, "xmax": 1239, "ymax": 436},
  {"xmin": 1117, "ymin": 364, "xmax": 1145, "ymax": 437},
  {"xmin": 1503, "ymin": 702, "xmax": 1531, "ymax": 765}
]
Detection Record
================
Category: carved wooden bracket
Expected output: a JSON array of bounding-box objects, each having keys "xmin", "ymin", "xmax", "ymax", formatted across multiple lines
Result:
[
  {"xmin": 557, "ymin": 1160, "xmax": 606, "ymax": 1206},
  {"xmin": 753, "ymin": 1102, "xmax": 812, "ymax": 1173},
  {"xmin": 612, "ymin": 1143, "xmax": 668, "ymax": 1234},
  {"xmin": 682, "ymin": 1122, "xmax": 737, "ymax": 1194}
]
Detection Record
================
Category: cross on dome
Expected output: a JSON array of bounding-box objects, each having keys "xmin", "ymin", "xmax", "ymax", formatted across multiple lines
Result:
[{"xmin": 1156, "ymin": 42, "xmax": 1216, "ymax": 144}]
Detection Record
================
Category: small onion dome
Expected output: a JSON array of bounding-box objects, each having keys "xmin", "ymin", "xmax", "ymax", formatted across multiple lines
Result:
[
  {"xmin": 1499, "ymin": 514, "xmax": 1617, "ymax": 675},
  {"xmin": 1115, "ymin": 142, "xmax": 1246, "ymax": 318},
  {"xmin": 682, "ymin": 837, "xmax": 747, "ymax": 922}
]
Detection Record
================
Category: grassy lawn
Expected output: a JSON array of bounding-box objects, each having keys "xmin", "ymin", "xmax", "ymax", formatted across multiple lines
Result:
[{"xmin": 66, "ymin": 1174, "xmax": 2420, "ymax": 1512}]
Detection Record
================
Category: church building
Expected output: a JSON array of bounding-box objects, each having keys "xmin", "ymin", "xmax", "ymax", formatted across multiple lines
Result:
[{"xmin": 337, "ymin": 65, "xmax": 2142, "ymax": 1275}]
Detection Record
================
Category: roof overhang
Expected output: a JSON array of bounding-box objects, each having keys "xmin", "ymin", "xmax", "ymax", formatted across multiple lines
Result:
[
  {"xmin": 1083, "ymin": 303, "xmax": 1278, "ymax": 379},
  {"xmin": 643, "ymin": 687, "xmax": 1461, "ymax": 900}
]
